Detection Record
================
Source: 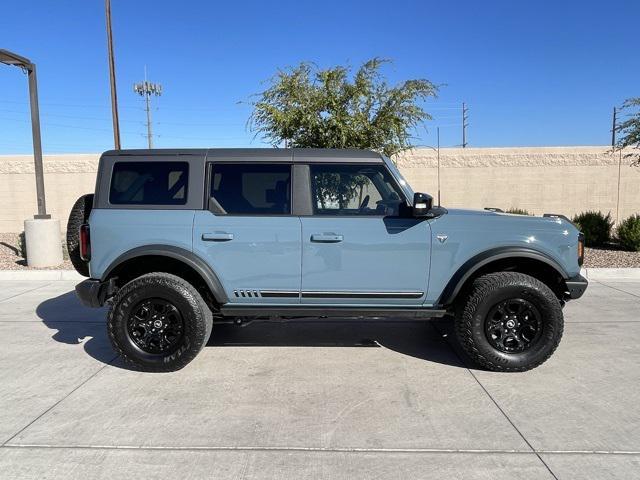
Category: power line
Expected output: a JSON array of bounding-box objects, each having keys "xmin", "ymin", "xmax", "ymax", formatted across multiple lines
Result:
[
  {"xmin": 0, "ymin": 108, "xmax": 146, "ymax": 124},
  {"xmin": 0, "ymin": 115, "xmax": 141, "ymax": 134}
]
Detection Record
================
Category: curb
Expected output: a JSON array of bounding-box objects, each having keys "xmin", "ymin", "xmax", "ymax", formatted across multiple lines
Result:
[
  {"xmin": 0, "ymin": 268, "xmax": 638, "ymax": 282},
  {"xmin": 581, "ymin": 268, "xmax": 640, "ymax": 281},
  {"xmin": 0, "ymin": 270, "xmax": 84, "ymax": 281}
]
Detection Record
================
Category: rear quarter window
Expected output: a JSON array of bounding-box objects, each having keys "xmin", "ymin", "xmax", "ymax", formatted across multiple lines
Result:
[{"xmin": 109, "ymin": 161, "xmax": 189, "ymax": 205}]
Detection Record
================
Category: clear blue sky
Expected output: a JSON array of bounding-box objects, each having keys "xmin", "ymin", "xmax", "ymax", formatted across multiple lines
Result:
[{"xmin": 1, "ymin": 0, "xmax": 638, "ymax": 154}]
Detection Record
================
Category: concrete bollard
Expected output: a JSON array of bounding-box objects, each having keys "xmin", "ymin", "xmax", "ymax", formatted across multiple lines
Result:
[{"xmin": 24, "ymin": 218, "xmax": 63, "ymax": 268}]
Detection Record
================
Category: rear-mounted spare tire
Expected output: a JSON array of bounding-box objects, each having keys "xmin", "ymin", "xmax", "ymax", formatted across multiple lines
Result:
[{"xmin": 66, "ymin": 193, "xmax": 94, "ymax": 277}]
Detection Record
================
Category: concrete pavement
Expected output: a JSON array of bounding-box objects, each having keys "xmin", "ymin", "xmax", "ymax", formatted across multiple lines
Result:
[{"xmin": 0, "ymin": 279, "xmax": 638, "ymax": 479}]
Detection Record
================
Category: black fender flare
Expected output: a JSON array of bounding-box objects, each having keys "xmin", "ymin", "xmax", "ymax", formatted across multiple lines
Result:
[
  {"xmin": 438, "ymin": 247, "xmax": 569, "ymax": 305},
  {"xmin": 101, "ymin": 244, "xmax": 229, "ymax": 304}
]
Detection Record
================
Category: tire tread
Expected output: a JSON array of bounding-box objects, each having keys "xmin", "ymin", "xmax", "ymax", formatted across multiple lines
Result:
[
  {"xmin": 107, "ymin": 272, "xmax": 213, "ymax": 372},
  {"xmin": 454, "ymin": 272, "xmax": 564, "ymax": 372}
]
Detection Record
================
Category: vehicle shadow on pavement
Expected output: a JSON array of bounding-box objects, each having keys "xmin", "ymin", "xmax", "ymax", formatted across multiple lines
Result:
[
  {"xmin": 36, "ymin": 291, "xmax": 116, "ymax": 365},
  {"xmin": 37, "ymin": 291, "xmax": 467, "ymax": 370},
  {"xmin": 209, "ymin": 319, "xmax": 467, "ymax": 369}
]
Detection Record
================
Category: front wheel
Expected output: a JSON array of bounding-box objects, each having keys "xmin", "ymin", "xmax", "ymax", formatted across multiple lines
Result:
[
  {"xmin": 107, "ymin": 273, "xmax": 213, "ymax": 372},
  {"xmin": 454, "ymin": 272, "xmax": 564, "ymax": 372}
]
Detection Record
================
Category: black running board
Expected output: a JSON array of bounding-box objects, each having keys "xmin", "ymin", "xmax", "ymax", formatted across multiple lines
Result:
[{"xmin": 220, "ymin": 305, "xmax": 449, "ymax": 319}]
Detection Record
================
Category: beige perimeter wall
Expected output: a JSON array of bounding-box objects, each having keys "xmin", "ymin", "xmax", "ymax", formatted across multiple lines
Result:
[{"xmin": 0, "ymin": 146, "xmax": 638, "ymax": 233}]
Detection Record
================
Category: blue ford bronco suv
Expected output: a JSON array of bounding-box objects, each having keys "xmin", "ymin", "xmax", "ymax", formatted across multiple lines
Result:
[{"xmin": 68, "ymin": 148, "xmax": 587, "ymax": 372}]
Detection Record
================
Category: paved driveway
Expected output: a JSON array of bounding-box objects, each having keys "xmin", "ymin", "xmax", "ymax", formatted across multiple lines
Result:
[{"xmin": 0, "ymin": 279, "xmax": 638, "ymax": 479}]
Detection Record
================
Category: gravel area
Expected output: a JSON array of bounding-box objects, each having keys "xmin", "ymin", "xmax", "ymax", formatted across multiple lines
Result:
[
  {"xmin": 0, "ymin": 233, "xmax": 73, "ymax": 270},
  {"xmin": 583, "ymin": 246, "xmax": 640, "ymax": 268}
]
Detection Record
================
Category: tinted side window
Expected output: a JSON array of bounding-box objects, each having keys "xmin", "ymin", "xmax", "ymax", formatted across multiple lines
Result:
[
  {"xmin": 210, "ymin": 163, "xmax": 291, "ymax": 215},
  {"xmin": 109, "ymin": 162, "xmax": 188, "ymax": 205},
  {"xmin": 310, "ymin": 164, "xmax": 405, "ymax": 216}
]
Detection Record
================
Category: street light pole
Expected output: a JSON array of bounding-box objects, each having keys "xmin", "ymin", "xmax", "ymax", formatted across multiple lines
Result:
[
  {"xmin": 26, "ymin": 63, "xmax": 48, "ymax": 218},
  {"xmin": 1, "ymin": 48, "xmax": 62, "ymax": 267},
  {"xmin": 0, "ymin": 49, "xmax": 48, "ymax": 218}
]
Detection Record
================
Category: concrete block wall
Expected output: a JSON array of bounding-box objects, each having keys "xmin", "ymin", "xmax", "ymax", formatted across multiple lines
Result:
[
  {"xmin": 0, "ymin": 154, "xmax": 98, "ymax": 233},
  {"xmin": 0, "ymin": 147, "xmax": 638, "ymax": 233},
  {"xmin": 396, "ymin": 146, "xmax": 640, "ymax": 223}
]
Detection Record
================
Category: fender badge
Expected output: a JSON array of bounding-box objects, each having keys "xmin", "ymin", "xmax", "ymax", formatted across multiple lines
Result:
[{"xmin": 436, "ymin": 234, "xmax": 448, "ymax": 244}]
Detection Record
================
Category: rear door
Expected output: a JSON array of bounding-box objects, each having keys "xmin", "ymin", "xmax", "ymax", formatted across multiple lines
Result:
[
  {"xmin": 300, "ymin": 163, "xmax": 431, "ymax": 305},
  {"xmin": 192, "ymin": 162, "xmax": 302, "ymax": 304}
]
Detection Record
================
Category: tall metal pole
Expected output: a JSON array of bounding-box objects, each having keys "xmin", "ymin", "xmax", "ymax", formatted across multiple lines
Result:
[
  {"xmin": 437, "ymin": 127, "xmax": 441, "ymax": 206},
  {"xmin": 616, "ymin": 149, "xmax": 623, "ymax": 224},
  {"xmin": 106, "ymin": 0, "xmax": 121, "ymax": 149},
  {"xmin": 144, "ymin": 67, "xmax": 153, "ymax": 148},
  {"xmin": 145, "ymin": 93, "xmax": 153, "ymax": 148},
  {"xmin": 462, "ymin": 102, "xmax": 468, "ymax": 148},
  {"xmin": 26, "ymin": 64, "xmax": 49, "ymax": 218},
  {"xmin": 611, "ymin": 106, "xmax": 617, "ymax": 148}
]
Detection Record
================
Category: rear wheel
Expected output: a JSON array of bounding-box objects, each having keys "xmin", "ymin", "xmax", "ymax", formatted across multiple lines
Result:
[
  {"xmin": 66, "ymin": 194, "xmax": 94, "ymax": 277},
  {"xmin": 454, "ymin": 272, "xmax": 564, "ymax": 372},
  {"xmin": 107, "ymin": 273, "xmax": 213, "ymax": 372}
]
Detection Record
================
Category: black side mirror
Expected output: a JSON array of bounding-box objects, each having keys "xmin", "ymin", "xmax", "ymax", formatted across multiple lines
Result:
[{"xmin": 413, "ymin": 192, "xmax": 433, "ymax": 217}]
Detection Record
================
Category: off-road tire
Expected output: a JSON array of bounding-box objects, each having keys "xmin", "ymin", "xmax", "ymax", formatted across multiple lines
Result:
[
  {"xmin": 454, "ymin": 272, "xmax": 563, "ymax": 372},
  {"xmin": 66, "ymin": 193, "xmax": 94, "ymax": 277},
  {"xmin": 107, "ymin": 273, "xmax": 213, "ymax": 372}
]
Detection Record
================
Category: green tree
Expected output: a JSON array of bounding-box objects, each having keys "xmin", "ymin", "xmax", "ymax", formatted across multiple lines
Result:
[
  {"xmin": 615, "ymin": 97, "xmax": 640, "ymax": 166},
  {"xmin": 249, "ymin": 58, "xmax": 438, "ymax": 157}
]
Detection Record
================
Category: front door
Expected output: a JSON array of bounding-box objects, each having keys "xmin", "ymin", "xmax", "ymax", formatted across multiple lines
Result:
[
  {"xmin": 300, "ymin": 163, "xmax": 431, "ymax": 306},
  {"xmin": 193, "ymin": 162, "xmax": 301, "ymax": 304}
]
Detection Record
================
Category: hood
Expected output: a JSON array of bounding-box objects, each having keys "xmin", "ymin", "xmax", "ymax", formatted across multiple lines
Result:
[{"xmin": 440, "ymin": 208, "xmax": 579, "ymax": 232}]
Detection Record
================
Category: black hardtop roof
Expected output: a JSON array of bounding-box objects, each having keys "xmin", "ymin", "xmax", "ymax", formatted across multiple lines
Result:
[{"xmin": 101, "ymin": 148, "xmax": 384, "ymax": 163}]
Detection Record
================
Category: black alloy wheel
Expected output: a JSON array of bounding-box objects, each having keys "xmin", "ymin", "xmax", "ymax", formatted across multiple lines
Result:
[
  {"xmin": 127, "ymin": 298, "xmax": 185, "ymax": 355},
  {"xmin": 484, "ymin": 298, "xmax": 542, "ymax": 353}
]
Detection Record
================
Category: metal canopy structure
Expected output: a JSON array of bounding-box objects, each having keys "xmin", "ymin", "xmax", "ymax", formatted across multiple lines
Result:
[{"xmin": 0, "ymin": 49, "xmax": 49, "ymax": 218}]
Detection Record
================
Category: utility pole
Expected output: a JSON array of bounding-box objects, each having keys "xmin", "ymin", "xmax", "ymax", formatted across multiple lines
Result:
[
  {"xmin": 134, "ymin": 67, "xmax": 162, "ymax": 148},
  {"xmin": 462, "ymin": 102, "xmax": 468, "ymax": 148},
  {"xmin": 611, "ymin": 106, "xmax": 617, "ymax": 148},
  {"xmin": 105, "ymin": 0, "xmax": 121, "ymax": 149}
]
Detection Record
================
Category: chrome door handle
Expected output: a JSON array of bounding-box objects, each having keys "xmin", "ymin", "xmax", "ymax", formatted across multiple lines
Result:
[
  {"xmin": 202, "ymin": 232, "xmax": 234, "ymax": 242},
  {"xmin": 310, "ymin": 233, "xmax": 343, "ymax": 243}
]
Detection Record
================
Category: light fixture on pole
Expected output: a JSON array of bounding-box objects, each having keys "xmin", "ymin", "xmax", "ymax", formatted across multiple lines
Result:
[{"xmin": 1, "ymin": 49, "xmax": 63, "ymax": 267}]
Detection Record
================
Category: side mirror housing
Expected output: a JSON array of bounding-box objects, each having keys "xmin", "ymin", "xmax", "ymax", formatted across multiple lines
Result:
[{"xmin": 413, "ymin": 192, "xmax": 433, "ymax": 217}]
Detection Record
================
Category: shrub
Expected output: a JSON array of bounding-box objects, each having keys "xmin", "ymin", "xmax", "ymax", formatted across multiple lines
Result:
[
  {"xmin": 506, "ymin": 208, "xmax": 531, "ymax": 216},
  {"xmin": 17, "ymin": 232, "xmax": 27, "ymax": 259},
  {"xmin": 617, "ymin": 214, "xmax": 640, "ymax": 251},
  {"xmin": 572, "ymin": 211, "xmax": 613, "ymax": 247}
]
